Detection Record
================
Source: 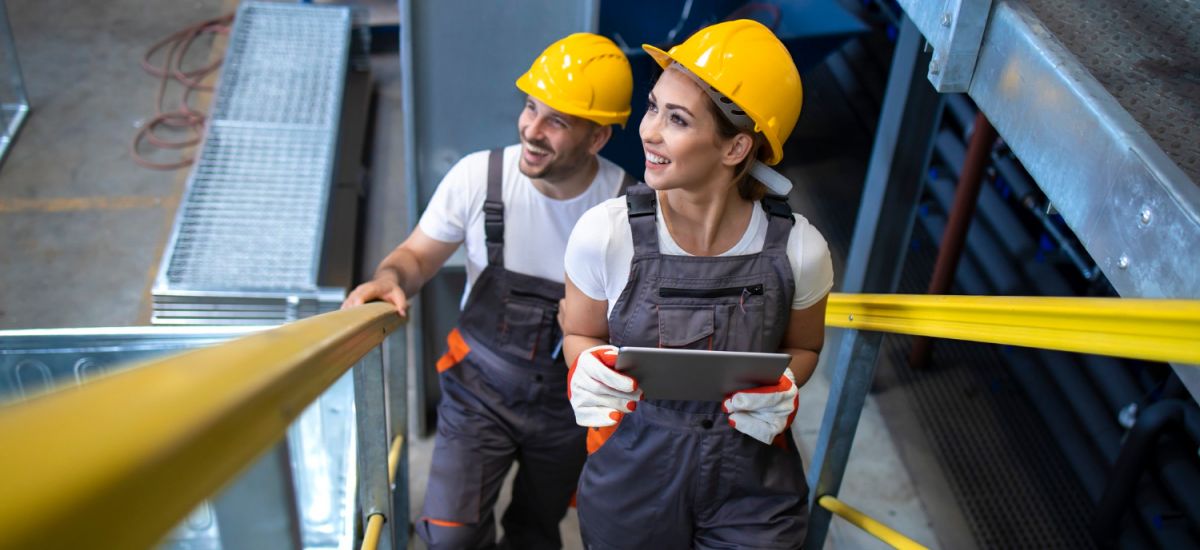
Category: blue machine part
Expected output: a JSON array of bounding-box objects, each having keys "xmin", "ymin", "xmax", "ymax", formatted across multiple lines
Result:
[{"xmin": 598, "ymin": 0, "xmax": 870, "ymax": 178}]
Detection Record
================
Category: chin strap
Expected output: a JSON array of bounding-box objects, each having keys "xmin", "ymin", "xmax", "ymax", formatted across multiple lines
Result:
[
  {"xmin": 749, "ymin": 161, "xmax": 793, "ymax": 195},
  {"xmin": 667, "ymin": 62, "xmax": 794, "ymax": 197}
]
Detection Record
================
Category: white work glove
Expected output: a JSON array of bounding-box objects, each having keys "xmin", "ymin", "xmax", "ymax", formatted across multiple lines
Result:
[
  {"xmin": 723, "ymin": 368, "xmax": 799, "ymax": 445},
  {"xmin": 567, "ymin": 345, "xmax": 642, "ymax": 427}
]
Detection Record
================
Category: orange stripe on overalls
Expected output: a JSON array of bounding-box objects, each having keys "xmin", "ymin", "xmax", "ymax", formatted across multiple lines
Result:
[
  {"xmin": 424, "ymin": 517, "xmax": 466, "ymax": 528},
  {"xmin": 436, "ymin": 328, "xmax": 471, "ymax": 373}
]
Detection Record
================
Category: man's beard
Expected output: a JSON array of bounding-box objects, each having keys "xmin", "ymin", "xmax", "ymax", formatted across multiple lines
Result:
[{"xmin": 518, "ymin": 138, "xmax": 586, "ymax": 182}]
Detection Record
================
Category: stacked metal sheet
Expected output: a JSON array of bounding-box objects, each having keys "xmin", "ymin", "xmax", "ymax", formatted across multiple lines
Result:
[{"xmin": 152, "ymin": 2, "xmax": 351, "ymax": 325}]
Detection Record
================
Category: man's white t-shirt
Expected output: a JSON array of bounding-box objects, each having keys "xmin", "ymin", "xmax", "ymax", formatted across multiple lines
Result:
[
  {"xmin": 419, "ymin": 144, "xmax": 629, "ymax": 308},
  {"xmin": 565, "ymin": 196, "xmax": 834, "ymax": 317}
]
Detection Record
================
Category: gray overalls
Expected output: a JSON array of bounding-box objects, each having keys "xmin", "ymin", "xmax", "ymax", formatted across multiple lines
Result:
[
  {"xmin": 577, "ymin": 184, "xmax": 810, "ymax": 549},
  {"xmin": 417, "ymin": 149, "xmax": 632, "ymax": 550}
]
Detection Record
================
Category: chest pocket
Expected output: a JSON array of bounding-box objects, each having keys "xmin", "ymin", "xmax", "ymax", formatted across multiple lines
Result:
[
  {"xmin": 497, "ymin": 288, "xmax": 560, "ymax": 360},
  {"xmin": 655, "ymin": 282, "xmax": 765, "ymax": 352}
]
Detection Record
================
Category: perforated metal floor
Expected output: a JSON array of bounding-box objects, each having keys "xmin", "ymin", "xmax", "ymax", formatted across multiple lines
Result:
[
  {"xmin": 877, "ymin": 222, "xmax": 1098, "ymax": 548},
  {"xmin": 1023, "ymin": 0, "xmax": 1200, "ymax": 185}
]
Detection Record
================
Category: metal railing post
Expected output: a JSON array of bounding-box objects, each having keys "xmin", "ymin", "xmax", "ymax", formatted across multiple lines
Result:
[
  {"xmin": 354, "ymin": 346, "xmax": 394, "ymax": 550},
  {"xmin": 910, "ymin": 111, "xmax": 999, "ymax": 368},
  {"xmin": 384, "ymin": 330, "xmax": 410, "ymax": 546},
  {"xmin": 804, "ymin": 15, "xmax": 944, "ymax": 548}
]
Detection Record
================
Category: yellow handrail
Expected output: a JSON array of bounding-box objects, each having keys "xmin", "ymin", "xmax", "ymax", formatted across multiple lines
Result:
[
  {"xmin": 362, "ymin": 514, "xmax": 386, "ymax": 550},
  {"xmin": 1, "ymin": 293, "xmax": 1195, "ymax": 549},
  {"xmin": 0, "ymin": 302, "xmax": 404, "ymax": 550},
  {"xmin": 818, "ymin": 495, "xmax": 928, "ymax": 550},
  {"xmin": 827, "ymin": 294, "xmax": 1200, "ymax": 364}
]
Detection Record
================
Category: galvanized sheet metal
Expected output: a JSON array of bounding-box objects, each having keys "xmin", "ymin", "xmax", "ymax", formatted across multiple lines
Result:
[
  {"xmin": 902, "ymin": 0, "xmax": 1200, "ymax": 394},
  {"xmin": 1022, "ymin": 0, "xmax": 1200, "ymax": 187}
]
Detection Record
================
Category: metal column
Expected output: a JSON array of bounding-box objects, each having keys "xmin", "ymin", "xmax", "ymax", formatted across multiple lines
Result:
[
  {"xmin": 384, "ymin": 331, "xmax": 410, "ymax": 546},
  {"xmin": 355, "ymin": 346, "xmax": 395, "ymax": 550},
  {"xmin": 804, "ymin": 17, "xmax": 945, "ymax": 549},
  {"xmin": 398, "ymin": 0, "xmax": 599, "ymax": 433}
]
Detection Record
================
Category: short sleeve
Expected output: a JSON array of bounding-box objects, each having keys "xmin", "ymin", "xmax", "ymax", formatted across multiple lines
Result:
[
  {"xmin": 417, "ymin": 155, "xmax": 481, "ymax": 244},
  {"xmin": 788, "ymin": 215, "xmax": 834, "ymax": 310},
  {"xmin": 564, "ymin": 204, "xmax": 614, "ymax": 301}
]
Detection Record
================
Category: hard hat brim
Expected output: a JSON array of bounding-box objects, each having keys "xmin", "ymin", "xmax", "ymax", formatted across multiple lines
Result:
[{"xmin": 515, "ymin": 76, "xmax": 631, "ymax": 128}]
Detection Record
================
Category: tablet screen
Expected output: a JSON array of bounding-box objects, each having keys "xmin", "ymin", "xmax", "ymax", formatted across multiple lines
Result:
[{"xmin": 615, "ymin": 347, "xmax": 791, "ymax": 401}]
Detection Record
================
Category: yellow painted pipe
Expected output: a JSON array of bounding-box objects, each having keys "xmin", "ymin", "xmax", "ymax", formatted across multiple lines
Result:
[
  {"xmin": 388, "ymin": 435, "xmax": 405, "ymax": 484},
  {"xmin": 818, "ymin": 495, "xmax": 928, "ymax": 550},
  {"xmin": 0, "ymin": 302, "xmax": 404, "ymax": 550},
  {"xmin": 361, "ymin": 514, "xmax": 386, "ymax": 550},
  {"xmin": 826, "ymin": 294, "xmax": 1200, "ymax": 365}
]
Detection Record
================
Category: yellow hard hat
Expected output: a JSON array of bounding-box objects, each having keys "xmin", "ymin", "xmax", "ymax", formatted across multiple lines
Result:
[
  {"xmin": 516, "ymin": 33, "xmax": 633, "ymax": 127},
  {"xmin": 643, "ymin": 19, "xmax": 803, "ymax": 165}
]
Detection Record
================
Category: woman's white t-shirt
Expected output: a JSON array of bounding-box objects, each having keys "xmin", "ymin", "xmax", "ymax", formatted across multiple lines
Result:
[
  {"xmin": 418, "ymin": 145, "xmax": 628, "ymax": 308},
  {"xmin": 565, "ymin": 196, "xmax": 834, "ymax": 317}
]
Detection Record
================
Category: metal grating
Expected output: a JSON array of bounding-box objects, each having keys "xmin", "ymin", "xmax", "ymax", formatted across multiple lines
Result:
[
  {"xmin": 1023, "ymin": 0, "xmax": 1200, "ymax": 187},
  {"xmin": 157, "ymin": 2, "xmax": 350, "ymax": 294},
  {"xmin": 879, "ymin": 221, "xmax": 1098, "ymax": 548},
  {"xmin": 212, "ymin": 4, "xmax": 347, "ymax": 127},
  {"xmin": 165, "ymin": 124, "xmax": 331, "ymax": 290},
  {"xmin": 153, "ymin": 2, "xmax": 351, "ymax": 325}
]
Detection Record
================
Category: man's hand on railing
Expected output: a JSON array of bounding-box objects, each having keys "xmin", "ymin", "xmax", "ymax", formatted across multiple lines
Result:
[{"xmin": 342, "ymin": 274, "xmax": 409, "ymax": 317}]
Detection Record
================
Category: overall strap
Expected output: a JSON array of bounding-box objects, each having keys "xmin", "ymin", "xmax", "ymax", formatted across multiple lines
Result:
[
  {"xmin": 625, "ymin": 184, "xmax": 659, "ymax": 257},
  {"xmin": 484, "ymin": 148, "xmax": 505, "ymax": 266},
  {"xmin": 761, "ymin": 194, "xmax": 795, "ymax": 255},
  {"xmin": 616, "ymin": 170, "xmax": 635, "ymax": 197}
]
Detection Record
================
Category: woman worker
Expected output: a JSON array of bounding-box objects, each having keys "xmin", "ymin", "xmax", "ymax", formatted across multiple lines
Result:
[{"xmin": 560, "ymin": 19, "xmax": 833, "ymax": 549}]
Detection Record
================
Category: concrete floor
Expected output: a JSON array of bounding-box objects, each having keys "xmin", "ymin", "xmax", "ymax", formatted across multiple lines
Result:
[
  {"xmin": 0, "ymin": 0, "xmax": 230, "ymax": 329},
  {"xmin": 0, "ymin": 2, "xmax": 953, "ymax": 548}
]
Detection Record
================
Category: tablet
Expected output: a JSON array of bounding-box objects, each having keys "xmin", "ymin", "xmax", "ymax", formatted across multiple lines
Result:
[{"xmin": 615, "ymin": 347, "xmax": 791, "ymax": 402}]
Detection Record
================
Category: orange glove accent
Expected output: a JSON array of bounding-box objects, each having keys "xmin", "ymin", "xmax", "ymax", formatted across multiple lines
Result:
[
  {"xmin": 567, "ymin": 345, "xmax": 642, "ymax": 427},
  {"xmin": 723, "ymin": 369, "xmax": 799, "ymax": 445}
]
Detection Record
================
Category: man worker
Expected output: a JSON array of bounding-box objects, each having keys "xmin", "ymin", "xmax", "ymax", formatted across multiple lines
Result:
[{"xmin": 342, "ymin": 33, "xmax": 635, "ymax": 549}]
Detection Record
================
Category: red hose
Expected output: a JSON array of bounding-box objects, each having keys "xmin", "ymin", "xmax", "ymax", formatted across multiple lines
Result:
[{"xmin": 131, "ymin": 14, "xmax": 233, "ymax": 170}]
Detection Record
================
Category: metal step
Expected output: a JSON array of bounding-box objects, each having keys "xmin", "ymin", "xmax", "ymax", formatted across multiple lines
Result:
[{"xmin": 898, "ymin": 0, "xmax": 1200, "ymax": 396}]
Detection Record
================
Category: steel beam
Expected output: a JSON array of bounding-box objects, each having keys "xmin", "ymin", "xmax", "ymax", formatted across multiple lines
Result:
[
  {"xmin": 355, "ymin": 346, "xmax": 394, "ymax": 550},
  {"xmin": 804, "ymin": 16, "xmax": 945, "ymax": 549}
]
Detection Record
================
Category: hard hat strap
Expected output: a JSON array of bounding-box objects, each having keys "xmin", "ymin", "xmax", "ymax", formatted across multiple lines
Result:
[{"xmin": 749, "ymin": 161, "xmax": 793, "ymax": 195}]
